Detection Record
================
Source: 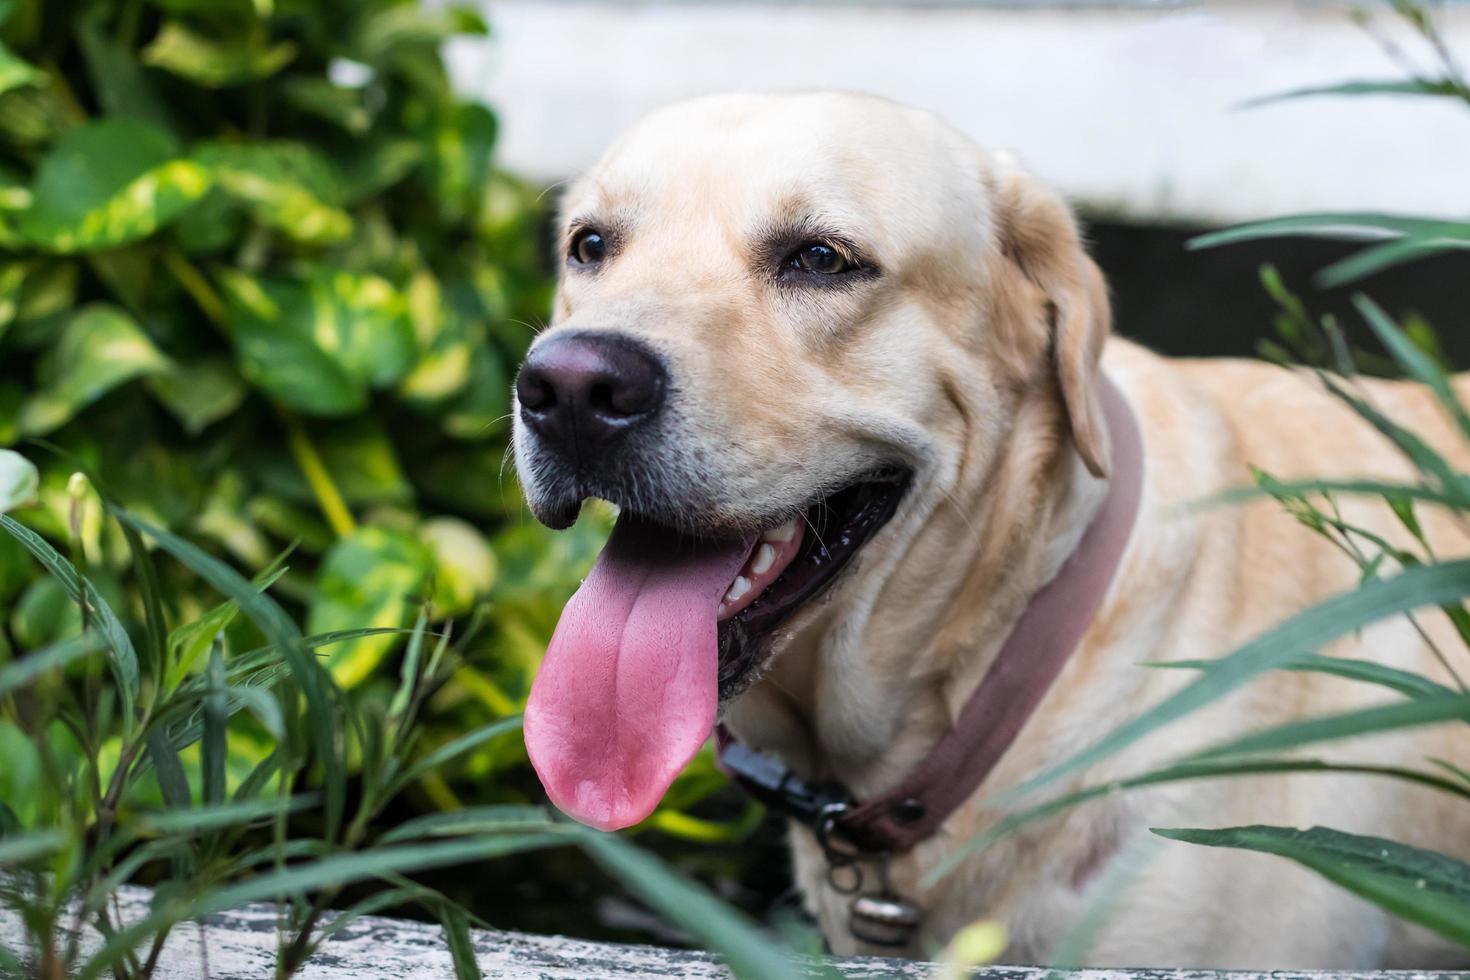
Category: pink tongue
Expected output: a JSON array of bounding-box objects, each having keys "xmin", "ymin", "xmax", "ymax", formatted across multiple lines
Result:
[{"xmin": 524, "ymin": 516, "xmax": 755, "ymax": 831}]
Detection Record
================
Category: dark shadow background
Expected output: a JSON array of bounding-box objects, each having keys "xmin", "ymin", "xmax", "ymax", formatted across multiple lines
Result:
[{"xmin": 1092, "ymin": 222, "xmax": 1469, "ymax": 360}]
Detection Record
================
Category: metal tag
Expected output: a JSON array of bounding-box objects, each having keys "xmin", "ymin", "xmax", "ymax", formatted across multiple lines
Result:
[{"xmin": 848, "ymin": 892, "xmax": 921, "ymax": 948}]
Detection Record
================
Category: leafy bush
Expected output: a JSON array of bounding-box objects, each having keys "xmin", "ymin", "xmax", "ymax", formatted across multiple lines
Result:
[
  {"xmin": 0, "ymin": 451, "xmax": 808, "ymax": 979},
  {"xmin": 0, "ymin": 0, "xmax": 554, "ymax": 691},
  {"xmin": 930, "ymin": 3, "xmax": 1470, "ymax": 955},
  {"xmin": 0, "ymin": 0, "xmax": 762, "ymax": 967}
]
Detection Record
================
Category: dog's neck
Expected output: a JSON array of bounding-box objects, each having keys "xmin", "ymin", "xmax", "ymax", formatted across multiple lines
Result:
[{"xmin": 726, "ymin": 390, "xmax": 1108, "ymax": 798}]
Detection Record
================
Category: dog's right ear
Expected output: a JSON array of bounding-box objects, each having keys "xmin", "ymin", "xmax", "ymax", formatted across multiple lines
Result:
[{"xmin": 986, "ymin": 158, "xmax": 1112, "ymax": 478}]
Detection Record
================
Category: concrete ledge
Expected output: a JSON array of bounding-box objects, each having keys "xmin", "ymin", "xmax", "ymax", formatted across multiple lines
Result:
[{"xmin": 6, "ymin": 887, "xmax": 1470, "ymax": 978}]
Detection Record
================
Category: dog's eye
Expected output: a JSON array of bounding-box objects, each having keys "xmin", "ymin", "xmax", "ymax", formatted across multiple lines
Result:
[
  {"xmin": 569, "ymin": 229, "xmax": 607, "ymax": 266},
  {"xmin": 786, "ymin": 242, "xmax": 852, "ymax": 276}
]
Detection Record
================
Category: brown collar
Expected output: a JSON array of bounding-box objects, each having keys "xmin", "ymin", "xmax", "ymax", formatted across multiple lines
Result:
[{"xmin": 718, "ymin": 375, "xmax": 1145, "ymax": 857}]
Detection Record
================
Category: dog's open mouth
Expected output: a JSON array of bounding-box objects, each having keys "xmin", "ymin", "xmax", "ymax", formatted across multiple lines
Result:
[
  {"xmin": 715, "ymin": 467, "xmax": 912, "ymax": 697},
  {"xmin": 522, "ymin": 467, "xmax": 911, "ymax": 831}
]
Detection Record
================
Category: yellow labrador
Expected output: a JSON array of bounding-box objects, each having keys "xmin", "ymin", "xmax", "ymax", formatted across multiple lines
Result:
[{"xmin": 512, "ymin": 92, "xmax": 1470, "ymax": 969}]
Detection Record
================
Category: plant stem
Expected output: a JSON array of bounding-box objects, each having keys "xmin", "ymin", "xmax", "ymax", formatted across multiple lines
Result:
[
  {"xmin": 161, "ymin": 250, "xmax": 229, "ymax": 330},
  {"xmin": 280, "ymin": 413, "xmax": 357, "ymax": 538}
]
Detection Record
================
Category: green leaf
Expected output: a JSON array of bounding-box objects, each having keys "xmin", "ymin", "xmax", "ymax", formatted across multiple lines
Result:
[
  {"xmin": 18, "ymin": 118, "xmax": 211, "ymax": 253},
  {"xmin": 147, "ymin": 355, "xmax": 248, "ymax": 435},
  {"xmin": 202, "ymin": 643, "xmax": 227, "ymax": 804},
  {"xmin": 310, "ymin": 527, "xmax": 431, "ymax": 688},
  {"xmin": 1148, "ymin": 653, "xmax": 1459, "ymax": 702},
  {"xmin": 0, "ymin": 448, "xmax": 37, "ymax": 513},
  {"xmin": 378, "ymin": 804, "xmax": 550, "ymax": 844},
  {"xmin": 925, "ymin": 756, "xmax": 1470, "ymax": 887},
  {"xmin": 77, "ymin": 14, "xmax": 176, "ymax": 133},
  {"xmin": 442, "ymin": 342, "xmax": 509, "ymax": 439},
  {"xmin": 219, "ymin": 268, "xmax": 414, "ymax": 416},
  {"xmin": 8, "ymin": 576, "xmax": 81, "ymax": 649},
  {"xmin": 1241, "ymin": 78, "xmax": 1469, "ymax": 109},
  {"xmin": 420, "ymin": 517, "xmax": 496, "ymax": 617},
  {"xmin": 19, "ymin": 304, "xmax": 170, "ymax": 436},
  {"xmin": 420, "ymin": 103, "xmax": 497, "ymax": 224},
  {"xmin": 0, "ymin": 828, "xmax": 68, "ymax": 866},
  {"xmin": 165, "ymin": 598, "xmax": 238, "ymax": 693},
  {"xmin": 1191, "ymin": 696, "xmax": 1470, "ymax": 760},
  {"xmin": 1189, "ymin": 213, "xmax": 1463, "ymax": 251},
  {"xmin": 277, "ymin": 76, "xmax": 372, "ymax": 134},
  {"xmin": 340, "ymin": 138, "xmax": 423, "ymax": 203},
  {"xmin": 1319, "ymin": 235, "xmax": 1470, "ymax": 287},
  {"xmin": 146, "ymin": 727, "xmax": 192, "ymax": 808},
  {"xmin": 143, "ymin": 21, "xmax": 297, "ymax": 88},
  {"xmin": 0, "ymin": 41, "xmax": 41, "ymax": 96},
  {"xmin": 1000, "ymin": 558, "xmax": 1470, "ymax": 804},
  {"xmin": 1355, "ymin": 295, "xmax": 1470, "ymax": 441},
  {"xmin": 1152, "ymin": 825, "xmax": 1470, "ymax": 946},
  {"xmin": 0, "ymin": 630, "xmax": 104, "ymax": 697},
  {"xmin": 316, "ymin": 418, "xmax": 412, "ymax": 505},
  {"xmin": 439, "ymin": 904, "xmax": 483, "ymax": 980},
  {"xmin": 577, "ymin": 831, "xmax": 799, "ymax": 980},
  {"xmin": 0, "ymin": 514, "xmax": 140, "ymax": 730},
  {"xmin": 390, "ymin": 715, "xmax": 522, "ymax": 795},
  {"xmin": 194, "ymin": 141, "xmax": 352, "ymax": 245},
  {"xmin": 136, "ymin": 794, "xmax": 314, "ymax": 837}
]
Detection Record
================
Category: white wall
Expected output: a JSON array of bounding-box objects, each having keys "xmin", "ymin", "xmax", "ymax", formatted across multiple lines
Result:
[{"xmin": 446, "ymin": 1, "xmax": 1470, "ymax": 224}]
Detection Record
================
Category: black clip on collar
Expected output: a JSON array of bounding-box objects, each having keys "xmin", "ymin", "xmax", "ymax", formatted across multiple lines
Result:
[{"xmin": 719, "ymin": 741, "xmax": 856, "ymax": 836}]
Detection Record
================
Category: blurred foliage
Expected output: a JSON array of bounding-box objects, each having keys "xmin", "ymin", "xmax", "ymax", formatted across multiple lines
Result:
[{"xmin": 0, "ymin": 0, "xmax": 755, "ymax": 940}]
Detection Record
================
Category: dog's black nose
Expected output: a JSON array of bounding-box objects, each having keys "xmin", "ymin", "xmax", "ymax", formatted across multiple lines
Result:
[{"xmin": 516, "ymin": 332, "xmax": 666, "ymax": 454}]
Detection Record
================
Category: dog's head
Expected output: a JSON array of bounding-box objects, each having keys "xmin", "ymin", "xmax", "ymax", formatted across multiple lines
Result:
[{"xmin": 514, "ymin": 92, "xmax": 1111, "ymax": 830}]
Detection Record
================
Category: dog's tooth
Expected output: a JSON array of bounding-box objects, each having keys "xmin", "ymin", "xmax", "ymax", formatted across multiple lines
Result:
[
  {"xmin": 725, "ymin": 576, "xmax": 751, "ymax": 604},
  {"xmin": 751, "ymin": 544, "xmax": 776, "ymax": 576},
  {"xmin": 764, "ymin": 519, "xmax": 797, "ymax": 543}
]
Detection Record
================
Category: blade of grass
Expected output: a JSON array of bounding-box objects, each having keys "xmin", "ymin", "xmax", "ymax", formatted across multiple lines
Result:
[
  {"xmin": 1, "ymin": 513, "xmax": 139, "ymax": 731},
  {"xmin": 1188, "ymin": 213, "xmax": 1450, "ymax": 250},
  {"xmin": 137, "ymin": 795, "xmax": 319, "ymax": 837},
  {"xmin": 0, "ymin": 829, "xmax": 68, "ymax": 866},
  {"xmin": 439, "ymin": 904, "xmax": 483, "ymax": 980},
  {"xmin": 1239, "ymin": 77, "xmax": 1468, "ymax": 108},
  {"xmin": 1321, "ymin": 236, "xmax": 1470, "ymax": 287},
  {"xmin": 0, "ymin": 631, "xmax": 106, "ymax": 698},
  {"xmin": 378, "ymin": 805, "xmax": 553, "ymax": 844},
  {"xmin": 202, "ymin": 641, "xmax": 227, "ymax": 806},
  {"xmin": 925, "ymin": 756, "xmax": 1470, "ymax": 887},
  {"xmin": 1189, "ymin": 696, "xmax": 1470, "ymax": 760},
  {"xmin": 145, "ymin": 728, "xmax": 191, "ymax": 810},
  {"xmin": 1153, "ymin": 825, "xmax": 1470, "ymax": 946},
  {"xmin": 1355, "ymin": 294, "xmax": 1470, "ymax": 438},
  {"xmin": 1145, "ymin": 653, "xmax": 1458, "ymax": 701},
  {"xmin": 1196, "ymin": 478, "xmax": 1454, "ymax": 513},
  {"xmin": 117, "ymin": 517, "xmax": 168, "ymax": 704},
  {"xmin": 112, "ymin": 507, "xmax": 347, "ymax": 843},
  {"xmin": 388, "ymin": 715, "xmax": 522, "ymax": 796},
  {"xmin": 997, "ymin": 558, "xmax": 1470, "ymax": 805},
  {"xmin": 577, "ymin": 831, "xmax": 800, "ymax": 980}
]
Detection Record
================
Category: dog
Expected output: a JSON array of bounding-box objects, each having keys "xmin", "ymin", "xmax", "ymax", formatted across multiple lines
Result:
[{"xmin": 511, "ymin": 91, "xmax": 1470, "ymax": 969}]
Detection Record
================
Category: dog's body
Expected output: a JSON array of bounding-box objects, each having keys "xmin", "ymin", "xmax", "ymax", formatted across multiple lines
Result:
[
  {"xmin": 513, "ymin": 91, "xmax": 1470, "ymax": 968},
  {"xmin": 738, "ymin": 342, "xmax": 1470, "ymax": 968}
]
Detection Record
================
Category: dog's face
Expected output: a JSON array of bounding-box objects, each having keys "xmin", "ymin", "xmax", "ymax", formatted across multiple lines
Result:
[{"xmin": 515, "ymin": 92, "xmax": 1110, "ymax": 831}]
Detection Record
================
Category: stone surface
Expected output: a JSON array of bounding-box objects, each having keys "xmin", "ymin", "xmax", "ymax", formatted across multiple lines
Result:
[{"xmin": 4, "ymin": 887, "xmax": 1470, "ymax": 978}]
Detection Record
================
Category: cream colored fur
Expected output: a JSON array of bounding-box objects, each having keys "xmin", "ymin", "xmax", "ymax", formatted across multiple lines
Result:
[{"xmin": 527, "ymin": 91, "xmax": 1470, "ymax": 969}]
